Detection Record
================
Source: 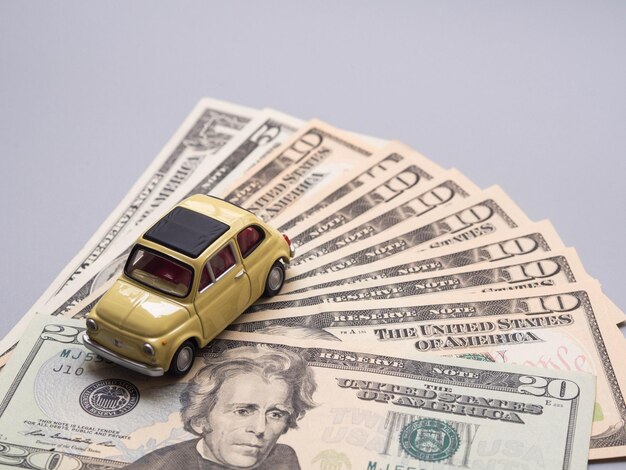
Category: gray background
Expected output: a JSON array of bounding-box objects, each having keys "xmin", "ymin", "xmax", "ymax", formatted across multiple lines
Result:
[{"xmin": 0, "ymin": 2, "xmax": 624, "ymax": 467}]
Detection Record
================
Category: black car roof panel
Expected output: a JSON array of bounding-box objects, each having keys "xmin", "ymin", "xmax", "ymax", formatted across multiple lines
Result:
[{"xmin": 143, "ymin": 207, "xmax": 230, "ymax": 258}]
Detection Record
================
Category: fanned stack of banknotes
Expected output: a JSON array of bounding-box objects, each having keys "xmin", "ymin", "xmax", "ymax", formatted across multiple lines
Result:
[{"xmin": 0, "ymin": 97, "xmax": 624, "ymax": 470}]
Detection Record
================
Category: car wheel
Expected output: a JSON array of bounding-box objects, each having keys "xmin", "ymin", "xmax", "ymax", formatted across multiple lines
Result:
[
  {"xmin": 168, "ymin": 340, "xmax": 195, "ymax": 377},
  {"xmin": 263, "ymin": 261, "xmax": 285, "ymax": 297}
]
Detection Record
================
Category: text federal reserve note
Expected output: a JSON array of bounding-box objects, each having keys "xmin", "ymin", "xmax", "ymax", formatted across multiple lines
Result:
[
  {"xmin": 286, "ymin": 186, "xmax": 530, "ymax": 282},
  {"xmin": 280, "ymin": 220, "xmax": 564, "ymax": 295},
  {"xmin": 289, "ymin": 170, "xmax": 479, "ymax": 260},
  {"xmin": 249, "ymin": 248, "xmax": 588, "ymax": 313}
]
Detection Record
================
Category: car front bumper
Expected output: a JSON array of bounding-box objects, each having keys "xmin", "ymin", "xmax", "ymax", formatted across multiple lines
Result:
[{"xmin": 83, "ymin": 333, "xmax": 165, "ymax": 377}]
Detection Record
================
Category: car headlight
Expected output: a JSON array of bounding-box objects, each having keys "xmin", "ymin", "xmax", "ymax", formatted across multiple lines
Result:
[
  {"xmin": 142, "ymin": 343, "xmax": 155, "ymax": 357},
  {"xmin": 86, "ymin": 319, "xmax": 98, "ymax": 332}
]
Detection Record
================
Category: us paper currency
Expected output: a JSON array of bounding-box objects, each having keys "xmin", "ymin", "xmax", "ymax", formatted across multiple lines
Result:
[
  {"xmin": 226, "ymin": 120, "xmax": 375, "ymax": 222},
  {"xmin": 289, "ymin": 170, "xmax": 479, "ymax": 259},
  {"xmin": 271, "ymin": 141, "xmax": 445, "ymax": 233},
  {"xmin": 229, "ymin": 282, "xmax": 626, "ymax": 459},
  {"xmin": 248, "ymin": 249, "xmax": 588, "ymax": 313},
  {"xmin": 222, "ymin": 120, "xmax": 374, "ymax": 210},
  {"xmin": 286, "ymin": 186, "xmax": 531, "ymax": 282},
  {"xmin": 280, "ymin": 220, "xmax": 565, "ymax": 295},
  {"xmin": 277, "ymin": 220, "xmax": 626, "ymax": 325},
  {"xmin": 0, "ymin": 315, "xmax": 595, "ymax": 469}
]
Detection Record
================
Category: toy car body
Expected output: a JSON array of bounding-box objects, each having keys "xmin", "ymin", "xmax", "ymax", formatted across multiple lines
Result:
[{"xmin": 83, "ymin": 195, "xmax": 294, "ymax": 377}]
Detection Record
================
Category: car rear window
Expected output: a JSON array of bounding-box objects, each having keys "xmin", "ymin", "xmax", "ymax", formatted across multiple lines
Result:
[
  {"xmin": 237, "ymin": 225, "xmax": 265, "ymax": 258},
  {"xmin": 125, "ymin": 246, "xmax": 193, "ymax": 297}
]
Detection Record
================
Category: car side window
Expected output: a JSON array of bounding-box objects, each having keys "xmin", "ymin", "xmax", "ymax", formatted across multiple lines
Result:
[
  {"xmin": 210, "ymin": 244, "xmax": 236, "ymax": 279},
  {"xmin": 237, "ymin": 225, "xmax": 265, "ymax": 258},
  {"xmin": 199, "ymin": 243, "xmax": 237, "ymax": 292},
  {"xmin": 199, "ymin": 265, "xmax": 212, "ymax": 291}
]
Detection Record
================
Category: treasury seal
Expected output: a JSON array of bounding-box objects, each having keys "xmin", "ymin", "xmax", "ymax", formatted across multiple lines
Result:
[
  {"xmin": 79, "ymin": 379, "xmax": 140, "ymax": 417},
  {"xmin": 400, "ymin": 418, "xmax": 460, "ymax": 462}
]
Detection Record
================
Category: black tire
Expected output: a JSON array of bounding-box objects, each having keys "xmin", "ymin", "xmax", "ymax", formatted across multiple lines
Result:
[
  {"xmin": 263, "ymin": 261, "xmax": 285, "ymax": 297},
  {"xmin": 168, "ymin": 340, "xmax": 195, "ymax": 377}
]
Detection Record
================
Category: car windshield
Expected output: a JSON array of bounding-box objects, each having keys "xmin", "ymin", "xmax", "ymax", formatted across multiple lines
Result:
[{"xmin": 125, "ymin": 246, "xmax": 193, "ymax": 297}]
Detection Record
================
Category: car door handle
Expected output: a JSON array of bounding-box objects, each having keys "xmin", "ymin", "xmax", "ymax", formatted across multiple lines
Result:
[{"xmin": 235, "ymin": 270, "xmax": 246, "ymax": 280}]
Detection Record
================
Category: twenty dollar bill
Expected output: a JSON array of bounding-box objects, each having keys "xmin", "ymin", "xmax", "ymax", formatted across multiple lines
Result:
[{"xmin": 0, "ymin": 316, "xmax": 595, "ymax": 469}]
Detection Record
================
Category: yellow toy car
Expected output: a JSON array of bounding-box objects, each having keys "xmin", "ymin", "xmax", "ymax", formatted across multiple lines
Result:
[{"xmin": 83, "ymin": 195, "xmax": 294, "ymax": 377}]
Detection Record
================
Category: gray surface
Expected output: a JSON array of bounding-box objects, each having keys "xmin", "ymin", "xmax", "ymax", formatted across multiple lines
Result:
[{"xmin": 0, "ymin": 2, "xmax": 624, "ymax": 467}]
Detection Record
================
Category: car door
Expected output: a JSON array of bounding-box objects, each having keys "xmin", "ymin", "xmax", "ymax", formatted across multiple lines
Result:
[
  {"xmin": 194, "ymin": 241, "xmax": 251, "ymax": 339},
  {"xmin": 236, "ymin": 225, "xmax": 271, "ymax": 299}
]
